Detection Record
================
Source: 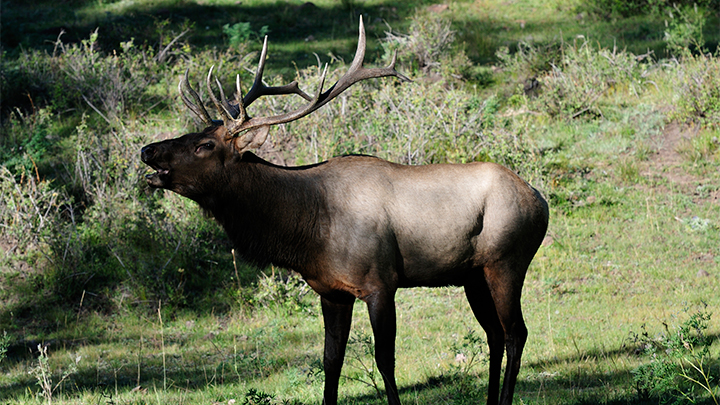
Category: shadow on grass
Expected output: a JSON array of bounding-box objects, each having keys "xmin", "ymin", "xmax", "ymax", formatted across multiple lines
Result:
[
  {"xmin": 1, "ymin": 0, "xmax": 431, "ymax": 68},
  {"xmin": 2, "ymin": 360, "xmax": 715, "ymax": 405},
  {"xmin": 6, "ymin": 0, "xmax": 714, "ymax": 69},
  {"xmin": 3, "ymin": 328, "xmax": 719, "ymax": 404}
]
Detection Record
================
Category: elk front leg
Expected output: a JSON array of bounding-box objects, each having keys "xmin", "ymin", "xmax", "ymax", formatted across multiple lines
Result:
[
  {"xmin": 366, "ymin": 290, "xmax": 401, "ymax": 405},
  {"xmin": 321, "ymin": 296, "xmax": 354, "ymax": 405}
]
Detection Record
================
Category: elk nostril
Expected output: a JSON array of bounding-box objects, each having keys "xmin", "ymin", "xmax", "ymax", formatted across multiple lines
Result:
[{"xmin": 141, "ymin": 145, "xmax": 156, "ymax": 162}]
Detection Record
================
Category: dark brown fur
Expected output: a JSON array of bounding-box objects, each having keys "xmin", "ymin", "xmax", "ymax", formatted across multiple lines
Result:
[{"xmin": 141, "ymin": 125, "xmax": 549, "ymax": 405}]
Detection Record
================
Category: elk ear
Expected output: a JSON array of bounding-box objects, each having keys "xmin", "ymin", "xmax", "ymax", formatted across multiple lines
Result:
[
  {"xmin": 211, "ymin": 125, "xmax": 230, "ymax": 139},
  {"xmin": 245, "ymin": 125, "xmax": 270, "ymax": 149},
  {"xmin": 233, "ymin": 125, "xmax": 270, "ymax": 152}
]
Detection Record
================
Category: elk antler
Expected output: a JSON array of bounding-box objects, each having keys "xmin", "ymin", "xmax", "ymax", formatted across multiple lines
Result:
[
  {"xmin": 179, "ymin": 69, "xmax": 216, "ymax": 127},
  {"xmin": 178, "ymin": 16, "xmax": 410, "ymax": 151}
]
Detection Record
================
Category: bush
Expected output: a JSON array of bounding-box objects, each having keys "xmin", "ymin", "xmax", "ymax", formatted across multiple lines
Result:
[
  {"xmin": 223, "ymin": 22, "xmax": 270, "ymax": 51},
  {"xmin": 0, "ymin": 26, "xmax": 284, "ymax": 309},
  {"xmin": 664, "ymin": 4, "xmax": 709, "ymax": 56},
  {"xmin": 253, "ymin": 267, "xmax": 315, "ymax": 314},
  {"xmin": 670, "ymin": 53, "xmax": 720, "ymax": 127},
  {"xmin": 0, "ymin": 28, "xmax": 262, "ymax": 314},
  {"xmin": 500, "ymin": 38, "xmax": 654, "ymax": 119},
  {"xmin": 0, "ymin": 164, "xmax": 66, "ymax": 257},
  {"xmin": 381, "ymin": 13, "xmax": 471, "ymax": 80},
  {"xmin": 270, "ymin": 65, "xmax": 535, "ymax": 172},
  {"xmin": 14, "ymin": 113, "xmax": 240, "ymax": 311},
  {"xmin": 629, "ymin": 304, "xmax": 719, "ymax": 404},
  {"xmin": 2, "ymin": 31, "xmax": 152, "ymax": 125},
  {"xmin": 496, "ymin": 41, "xmax": 563, "ymax": 82}
]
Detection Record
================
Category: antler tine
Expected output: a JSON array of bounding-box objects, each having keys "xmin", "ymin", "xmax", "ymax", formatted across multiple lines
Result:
[
  {"xmin": 179, "ymin": 69, "xmax": 215, "ymax": 126},
  {"xmin": 233, "ymin": 15, "xmax": 409, "ymax": 134},
  {"xmin": 317, "ymin": 16, "xmax": 410, "ymax": 105},
  {"xmin": 228, "ymin": 64, "xmax": 330, "ymax": 137},
  {"xmin": 242, "ymin": 36, "xmax": 313, "ymax": 108},
  {"xmin": 206, "ymin": 66, "xmax": 237, "ymax": 128},
  {"xmin": 216, "ymin": 76, "xmax": 240, "ymax": 119},
  {"xmin": 235, "ymin": 74, "xmax": 248, "ymax": 123},
  {"xmin": 241, "ymin": 35, "xmax": 269, "ymax": 108},
  {"xmin": 180, "ymin": 16, "xmax": 408, "ymax": 148}
]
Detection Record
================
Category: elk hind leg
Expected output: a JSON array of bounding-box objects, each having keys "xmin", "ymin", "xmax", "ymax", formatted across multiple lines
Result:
[
  {"xmin": 485, "ymin": 261, "xmax": 529, "ymax": 405},
  {"xmin": 464, "ymin": 277, "xmax": 505, "ymax": 405}
]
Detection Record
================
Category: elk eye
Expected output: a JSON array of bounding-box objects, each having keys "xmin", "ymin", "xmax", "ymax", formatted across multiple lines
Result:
[{"xmin": 195, "ymin": 142, "xmax": 214, "ymax": 153}]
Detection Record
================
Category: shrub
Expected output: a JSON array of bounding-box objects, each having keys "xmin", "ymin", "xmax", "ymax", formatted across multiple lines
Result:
[
  {"xmin": 382, "ymin": 13, "xmax": 471, "ymax": 80},
  {"xmin": 496, "ymin": 41, "xmax": 563, "ymax": 82},
  {"xmin": 664, "ymin": 4, "xmax": 709, "ymax": 56},
  {"xmin": 0, "ymin": 28, "xmax": 269, "ymax": 313},
  {"xmin": 450, "ymin": 328, "xmax": 488, "ymax": 375},
  {"xmin": 502, "ymin": 38, "xmax": 653, "ymax": 119},
  {"xmin": 243, "ymin": 388, "xmax": 276, "ymax": 405},
  {"xmin": 223, "ymin": 22, "xmax": 270, "ymax": 51},
  {"xmin": 0, "ymin": 164, "xmax": 66, "ymax": 257},
  {"xmin": 35, "ymin": 115, "xmax": 237, "ymax": 310},
  {"xmin": 629, "ymin": 304, "xmax": 719, "ymax": 404},
  {"xmin": 670, "ymin": 53, "xmax": 720, "ymax": 127},
  {"xmin": 1, "ymin": 31, "xmax": 153, "ymax": 124},
  {"xmin": 253, "ymin": 267, "xmax": 315, "ymax": 314},
  {"xmin": 272, "ymin": 67, "xmax": 537, "ymax": 176}
]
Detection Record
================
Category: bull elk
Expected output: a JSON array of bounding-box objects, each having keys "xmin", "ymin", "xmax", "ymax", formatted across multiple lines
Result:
[{"xmin": 141, "ymin": 18, "xmax": 548, "ymax": 405}]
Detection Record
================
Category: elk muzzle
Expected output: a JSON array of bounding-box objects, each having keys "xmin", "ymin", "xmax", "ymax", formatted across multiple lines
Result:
[{"xmin": 141, "ymin": 144, "xmax": 170, "ymax": 188}]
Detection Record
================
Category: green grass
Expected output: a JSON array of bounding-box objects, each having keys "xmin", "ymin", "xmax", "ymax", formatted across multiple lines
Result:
[{"xmin": 1, "ymin": 0, "xmax": 720, "ymax": 404}]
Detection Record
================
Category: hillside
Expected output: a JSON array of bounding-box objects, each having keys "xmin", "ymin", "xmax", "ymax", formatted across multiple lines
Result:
[{"xmin": 1, "ymin": 0, "xmax": 719, "ymax": 404}]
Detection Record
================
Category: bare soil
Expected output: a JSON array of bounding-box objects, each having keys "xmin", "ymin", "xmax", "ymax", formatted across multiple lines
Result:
[{"xmin": 642, "ymin": 122, "xmax": 719, "ymax": 205}]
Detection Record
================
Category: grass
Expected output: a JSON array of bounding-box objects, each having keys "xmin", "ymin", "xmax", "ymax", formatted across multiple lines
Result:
[{"xmin": 1, "ymin": 0, "xmax": 720, "ymax": 404}]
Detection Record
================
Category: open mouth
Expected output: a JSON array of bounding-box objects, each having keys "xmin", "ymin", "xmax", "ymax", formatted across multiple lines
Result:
[
  {"xmin": 146, "ymin": 167, "xmax": 169, "ymax": 178},
  {"xmin": 145, "ymin": 163, "xmax": 170, "ymax": 187}
]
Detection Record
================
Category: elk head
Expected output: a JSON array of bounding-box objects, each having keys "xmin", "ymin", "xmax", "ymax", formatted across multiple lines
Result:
[{"xmin": 141, "ymin": 17, "xmax": 409, "ymax": 199}]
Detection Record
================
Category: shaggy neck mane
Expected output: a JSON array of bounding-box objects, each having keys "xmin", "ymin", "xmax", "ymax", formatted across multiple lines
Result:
[{"xmin": 197, "ymin": 153, "xmax": 328, "ymax": 271}]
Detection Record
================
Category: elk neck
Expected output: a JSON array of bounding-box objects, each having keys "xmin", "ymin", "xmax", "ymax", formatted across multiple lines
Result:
[{"xmin": 197, "ymin": 152, "xmax": 330, "ymax": 271}]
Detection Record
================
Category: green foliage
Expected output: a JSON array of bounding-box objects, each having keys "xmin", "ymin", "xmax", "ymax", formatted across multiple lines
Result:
[
  {"xmin": 664, "ymin": 4, "xmax": 708, "ymax": 56},
  {"xmin": 223, "ymin": 22, "xmax": 270, "ymax": 50},
  {"xmin": 577, "ymin": 0, "xmax": 714, "ymax": 59},
  {"xmin": 29, "ymin": 111, "xmax": 234, "ymax": 309},
  {"xmin": 253, "ymin": 268, "xmax": 314, "ymax": 314},
  {"xmin": 0, "ymin": 165, "xmax": 66, "ymax": 256},
  {"xmin": 0, "ymin": 29, "xmax": 262, "ymax": 315},
  {"xmin": 496, "ymin": 41, "xmax": 563, "ymax": 81},
  {"xmin": 345, "ymin": 329, "xmax": 383, "ymax": 398},
  {"xmin": 520, "ymin": 39, "xmax": 651, "ymax": 119},
  {"xmin": 449, "ymin": 328, "xmax": 487, "ymax": 375},
  {"xmin": 283, "ymin": 67, "xmax": 533, "ymax": 177},
  {"xmin": 0, "ymin": 331, "xmax": 8, "ymax": 364},
  {"xmin": 0, "ymin": 107, "xmax": 58, "ymax": 176},
  {"xmin": 0, "ymin": 2, "xmax": 719, "ymax": 404},
  {"xmin": 243, "ymin": 388, "xmax": 276, "ymax": 405},
  {"xmin": 630, "ymin": 304, "xmax": 719, "ymax": 404},
  {"xmin": 671, "ymin": 53, "xmax": 720, "ymax": 127},
  {"xmin": 17, "ymin": 30, "xmax": 154, "ymax": 123},
  {"xmin": 29, "ymin": 344, "xmax": 81, "ymax": 404}
]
